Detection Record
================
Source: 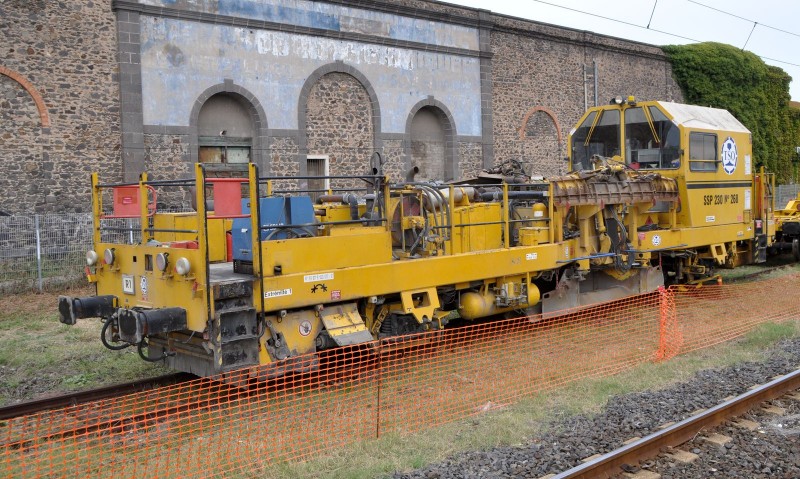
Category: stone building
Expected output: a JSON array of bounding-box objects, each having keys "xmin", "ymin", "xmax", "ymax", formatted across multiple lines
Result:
[{"xmin": 0, "ymin": 0, "xmax": 682, "ymax": 214}]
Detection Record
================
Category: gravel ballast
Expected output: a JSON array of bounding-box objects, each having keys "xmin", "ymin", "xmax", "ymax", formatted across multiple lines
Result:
[{"xmin": 393, "ymin": 336, "xmax": 800, "ymax": 479}]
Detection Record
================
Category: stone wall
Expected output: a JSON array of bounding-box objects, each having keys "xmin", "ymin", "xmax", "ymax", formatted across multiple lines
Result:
[
  {"xmin": 0, "ymin": 0, "xmax": 686, "ymax": 214},
  {"xmin": 305, "ymin": 72, "xmax": 374, "ymax": 191},
  {"xmin": 458, "ymin": 142, "xmax": 484, "ymax": 180},
  {"xmin": 0, "ymin": 0, "xmax": 121, "ymax": 214},
  {"xmin": 489, "ymin": 20, "xmax": 683, "ymax": 178}
]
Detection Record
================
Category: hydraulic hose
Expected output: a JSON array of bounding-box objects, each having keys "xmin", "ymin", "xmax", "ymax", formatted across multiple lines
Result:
[
  {"xmin": 101, "ymin": 318, "xmax": 131, "ymax": 350},
  {"xmin": 137, "ymin": 339, "xmax": 174, "ymax": 362}
]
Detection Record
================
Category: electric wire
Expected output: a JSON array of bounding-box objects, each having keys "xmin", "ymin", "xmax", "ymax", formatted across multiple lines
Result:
[
  {"xmin": 687, "ymin": 0, "xmax": 800, "ymax": 39},
  {"xmin": 528, "ymin": 0, "xmax": 800, "ymax": 69}
]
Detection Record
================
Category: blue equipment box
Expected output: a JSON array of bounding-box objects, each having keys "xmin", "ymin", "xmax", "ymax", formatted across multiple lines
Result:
[{"xmin": 231, "ymin": 196, "xmax": 316, "ymax": 261}]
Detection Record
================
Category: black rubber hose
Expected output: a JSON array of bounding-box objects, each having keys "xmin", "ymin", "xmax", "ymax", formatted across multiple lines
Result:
[
  {"xmin": 101, "ymin": 319, "xmax": 130, "ymax": 350},
  {"xmin": 137, "ymin": 339, "xmax": 173, "ymax": 362}
]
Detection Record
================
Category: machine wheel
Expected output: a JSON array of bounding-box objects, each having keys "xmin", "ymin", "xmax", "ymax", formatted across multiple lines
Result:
[{"xmin": 793, "ymin": 238, "xmax": 800, "ymax": 262}]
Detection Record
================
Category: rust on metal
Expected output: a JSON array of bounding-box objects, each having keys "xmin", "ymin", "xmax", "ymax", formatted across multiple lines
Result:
[
  {"xmin": 551, "ymin": 368, "xmax": 800, "ymax": 478},
  {"xmin": 0, "ymin": 373, "xmax": 193, "ymax": 421}
]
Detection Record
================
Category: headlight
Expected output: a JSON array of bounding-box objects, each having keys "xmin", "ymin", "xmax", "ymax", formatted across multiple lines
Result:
[
  {"xmin": 103, "ymin": 248, "xmax": 116, "ymax": 265},
  {"xmin": 86, "ymin": 250, "xmax": 99, "ymax": 266},
  {"xmin": 155, "ymin": 252, "xmax": 169, "ymax": 272},
  {"xmin": 175, "ymin": 257, "xmax": 191, "ymax": 276}
]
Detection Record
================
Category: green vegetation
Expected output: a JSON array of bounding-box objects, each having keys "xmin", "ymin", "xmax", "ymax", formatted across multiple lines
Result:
[
  {"xmin": 662, "ymin": 42, "xmax": 800, "ymax": 183},
  {"xmin": 0, "ymin": 286, "xmax": 169, "ymax": 406}
]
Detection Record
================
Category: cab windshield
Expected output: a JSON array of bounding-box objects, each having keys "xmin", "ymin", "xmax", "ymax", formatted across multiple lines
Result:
[
  {"xmin": 571, "ymin": 110, "xmax": 620, "ymax": 171},
  {"xmin": 624, "ymin": 106, "xmax": 680, "ymax": 169}
]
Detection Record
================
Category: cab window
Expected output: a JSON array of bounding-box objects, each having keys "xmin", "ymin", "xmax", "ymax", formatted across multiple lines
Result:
[
  {"xmin": 689, "ymin": 132, "xmax": 717, "ymax": 172},
  {"xmin": 571, "ymin": 110, "xmax": 620, "ymax": 171},
  {"xmin": 624, "ymin": 107, "xmax": 680, "ymax": 170}
]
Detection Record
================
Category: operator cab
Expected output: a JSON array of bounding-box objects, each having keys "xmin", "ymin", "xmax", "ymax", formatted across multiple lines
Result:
[{"xmin": 570, "ymin": 97, "xmax": 680, "ymax": 172}]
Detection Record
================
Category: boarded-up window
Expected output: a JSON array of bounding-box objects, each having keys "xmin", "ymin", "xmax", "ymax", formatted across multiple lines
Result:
[
  {"xmin": 411, "ymin": 107, "xmax": 447, "ymax": 181},
  {"xmin": 197, "ymin": 94, "xmax": 253, "ymax": 164}
]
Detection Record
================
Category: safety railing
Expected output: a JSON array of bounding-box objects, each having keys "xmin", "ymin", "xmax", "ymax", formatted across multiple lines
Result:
[{"xmin": 3, "ymin": 272, "xmax": 799, "ymax": 478}]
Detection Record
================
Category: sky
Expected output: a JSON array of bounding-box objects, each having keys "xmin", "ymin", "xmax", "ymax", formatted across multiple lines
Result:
[{"xmin": 446, "ymin": 0, "xmax": 800, "ymax": 101}]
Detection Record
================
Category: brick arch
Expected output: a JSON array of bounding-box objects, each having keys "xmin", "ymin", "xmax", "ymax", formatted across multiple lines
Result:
[
  {"xmin": 297, "ymin": 61, "xmax": 382, "ymax": 174},
  {"xmin": 0, "ymin": 66, "xmax": 50, "ymax": 128},
  {"xmin": 518, "ymin": 106, "xmax": 561, "ymax": 144},
  {"xmin": 187, "ymin": 79, "xmax": 269, "ymax": 170},
  {"xmin": 404, "ymin": 97, "xmax": 458, "ymax": 181}
]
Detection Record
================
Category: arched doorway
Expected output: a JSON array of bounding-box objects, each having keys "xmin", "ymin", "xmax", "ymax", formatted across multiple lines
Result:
[
  {"xmin": 410, "ymin": 106, "xmax": 448, "ymax": 181},
  {"xmin": 197, "ymin": 93, "xmax": 254, "ymax": 165}
]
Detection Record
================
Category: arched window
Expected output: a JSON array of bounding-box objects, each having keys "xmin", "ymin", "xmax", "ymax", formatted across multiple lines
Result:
[
  {"xmin": 197, "ymin": 94, "xmax": 253, "ymax": 164},
  {"xmin": 304, "ymin": 72, "xmax": 374, "ymax": 191},
  {"xmin": 520, "ymin": 108, "xmax": 562, "ymax": 176}
]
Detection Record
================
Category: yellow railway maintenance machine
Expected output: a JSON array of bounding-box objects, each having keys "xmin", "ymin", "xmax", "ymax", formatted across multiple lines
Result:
[
  {"xmin": 774, "ymin": 192, "xmax": 800, "ymax": 260},
  {"xmin": 58, "ymin": 98, "xmax": 775, "ymax": 377}
]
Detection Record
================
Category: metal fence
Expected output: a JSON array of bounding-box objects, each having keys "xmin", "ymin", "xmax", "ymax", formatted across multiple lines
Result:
[
  {"xmin": 0, "ymin": 214, "xmax": 93, "ymax": 292},
  {"xmin": 777, "ymin": 183, "xmax": 800, "ymax": 208}
]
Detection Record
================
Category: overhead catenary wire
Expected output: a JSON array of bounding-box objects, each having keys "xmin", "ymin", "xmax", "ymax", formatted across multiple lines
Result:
[
  {"xmin": 528, "ymin": 0, "xmax": 800, "ymax": 69},
  {"xmin": 687, "ymin": 0, "xmax": 800, "ymax": 39}
]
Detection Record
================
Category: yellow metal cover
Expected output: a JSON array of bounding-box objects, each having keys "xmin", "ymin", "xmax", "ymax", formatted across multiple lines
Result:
[{"xmin": 319, "ymin": 302, "xmax": 374, "ymax": 346}]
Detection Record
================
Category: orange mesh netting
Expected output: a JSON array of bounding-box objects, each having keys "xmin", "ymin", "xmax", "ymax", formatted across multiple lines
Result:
[{"xmin": 2, "ymin": 272, "xmax": 799, "ymax": 478}]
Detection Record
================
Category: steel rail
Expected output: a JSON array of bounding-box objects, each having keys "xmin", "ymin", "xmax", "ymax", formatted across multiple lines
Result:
[
  {"xmin": 551, "ymin": 368, "xmax": 800, "ymax": 479},
  {"xmin": 725, "ymin": 263, "xmax": 795, "ymax": 283},
  {"xmin": 0, "ymin": 372, "xmax": 193, "ymax": 421}
]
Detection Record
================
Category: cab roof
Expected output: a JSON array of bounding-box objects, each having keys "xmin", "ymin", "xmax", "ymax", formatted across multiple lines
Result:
[{"xmin": 656, "ymin": 101, "xmax": 750, "ymax": 134}]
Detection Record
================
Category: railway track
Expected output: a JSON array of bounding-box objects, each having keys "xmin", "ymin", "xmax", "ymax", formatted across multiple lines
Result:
[
  {"xmin": 551, "ymin": 368, "xmax": 800, "ymax": 479},
  {"xmin": 0, "ymin": 372, "xmax": 194, "ymax": 421}
]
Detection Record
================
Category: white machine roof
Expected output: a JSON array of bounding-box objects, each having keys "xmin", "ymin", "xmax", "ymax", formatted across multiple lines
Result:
[{"xmin": 656, "ymin": 101, "xmax": 750, "ymax": 133}]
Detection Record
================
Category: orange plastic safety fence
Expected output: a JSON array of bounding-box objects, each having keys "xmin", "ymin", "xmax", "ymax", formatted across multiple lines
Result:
[
  {"xmin": 2, "ymin": 273, "xmax": 798, "ymax": 478},
  {"xmin": 669, "ymin": 273, "xmax": 800, "ymax": 355}
]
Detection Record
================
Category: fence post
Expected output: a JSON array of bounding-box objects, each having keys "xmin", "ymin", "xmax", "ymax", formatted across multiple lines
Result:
[
  {"xmin": 375, "ymin": 341, "xmax": 382, "ymax": 439},
  {"xmin": 655, "ymin": 286, "xmax": 681, "ymax": 361},
  {"xmin": 34, "ymin": 214, "xmax": 43, "ymax": 292}
]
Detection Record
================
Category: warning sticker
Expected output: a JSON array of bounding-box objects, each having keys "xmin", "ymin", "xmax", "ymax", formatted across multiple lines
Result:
[
  {"xmin": 299, "ymin": 320, "xmax": 313, "ymax": 336},
  {"xmin": 140, "ymin": 276, "xmax": 149, "ymax": 301}
]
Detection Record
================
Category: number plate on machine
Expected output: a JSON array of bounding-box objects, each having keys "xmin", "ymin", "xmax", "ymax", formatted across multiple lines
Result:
[{"xmin": 122, "ymin": 274, "xmax": 135, "ymax": 294}]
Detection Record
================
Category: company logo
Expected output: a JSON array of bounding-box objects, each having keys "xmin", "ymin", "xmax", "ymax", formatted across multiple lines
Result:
[
  {"xmin": 722, "ymin": 136, "xmax": 737, "ymax": 175},
  {"xmin": 652, "ymin": 234, "xmax": 661, "ymax": 247}
]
